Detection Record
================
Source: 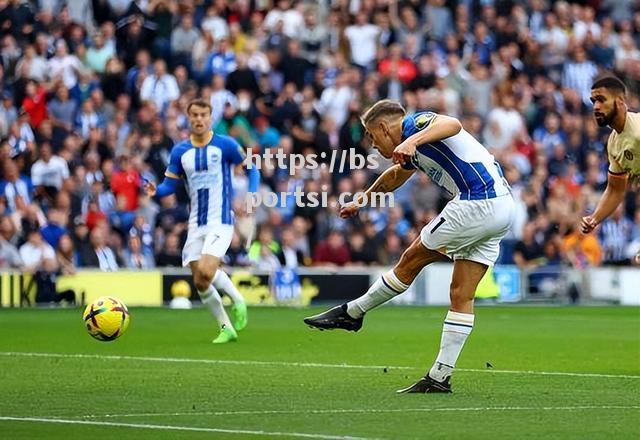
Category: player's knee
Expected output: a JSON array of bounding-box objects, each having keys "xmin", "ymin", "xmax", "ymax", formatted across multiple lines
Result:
[{"xmin": 193, "ymin": 271, "xmax": 212, "ymax": 293}]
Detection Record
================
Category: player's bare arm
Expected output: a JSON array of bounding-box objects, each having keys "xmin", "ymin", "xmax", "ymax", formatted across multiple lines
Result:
[
  {"xmin": 581, "ymin": 170, "xmax": 628, "ymax": 233},
  {"xmin": 392, "ymin": 115, "xmax": 462, "ymax": 165},
  {"xmin": 339, "ymin": 164, "xmax": 415, "ymax": 218}
]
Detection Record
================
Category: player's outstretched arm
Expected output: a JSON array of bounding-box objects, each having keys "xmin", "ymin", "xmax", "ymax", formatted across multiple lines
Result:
[
  {"xmin": 392, "ymin": 115, "xmax": 462, "ymax": 165},
  {"xmin": 340, "ymin": 164, "xmax": 415, "ymax": 218},
  {"xmin": 145, "ymin": 175, "xmax": 179, "ymax": 199},
  {"xmin": 581, "ymin": 171, "xmax": 627, "ymax": 233}
]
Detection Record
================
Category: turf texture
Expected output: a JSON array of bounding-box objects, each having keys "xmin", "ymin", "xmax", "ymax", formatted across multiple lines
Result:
[{"xmin": 0, "ymin": 306, "xmax": 638, "ymax": 439}]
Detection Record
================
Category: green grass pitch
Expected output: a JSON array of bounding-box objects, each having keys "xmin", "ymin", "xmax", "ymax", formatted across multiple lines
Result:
[{"xmin": 0, "ymin": 306, "xmax": 638, "ymax": 439}]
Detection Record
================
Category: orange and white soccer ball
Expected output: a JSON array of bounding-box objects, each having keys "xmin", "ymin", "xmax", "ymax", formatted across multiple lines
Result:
[{"xmin": 82, "ymin": 297, "xmax": 131, "ymax": 341}]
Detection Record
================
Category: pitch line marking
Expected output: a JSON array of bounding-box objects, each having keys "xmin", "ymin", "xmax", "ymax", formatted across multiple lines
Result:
[
  {"xmin": 1, "ymin": 351, "xmax": 639, "ymax": 380},
  {"xmin": 77, "ymin": 405, "xmax": 640, "ymax": 419},
  {"xmin": 0, "ymin": 416, "xmax": 374, "ymax": 440}
]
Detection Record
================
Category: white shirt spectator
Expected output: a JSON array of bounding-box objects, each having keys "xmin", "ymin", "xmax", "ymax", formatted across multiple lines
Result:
[
  {"xmin": 483, "ymin": 106, "xmax": 525, "ymax": 151},
  {"xmin": 0, "ymin": 238, "xmax": 22, "ymax": 269},
  {"xmin": 201, "ymin": 14, "xmax": 229, "ymax": 41},
  {"xmin": 210, "ymin": 89, "xmax": 238, "ymax": 124},
  {"xmin": 48, "ymin": 54, "xmax": 83, "ymax": 89},
  {"xmin": 573, "ymin": 20, "xmax": 601, "ymax": 43},
  {"xmin": 19, "ymin": 241, "xmax": 55, "ymax": 269},
  {"xmin": 316, "ymin": 83, "xmax": 354, "ymax": 128},
  {"xmin": 31, "ymin": 155, "xmax": 70, "ymax": 190},
  {"xmin": 263, "ymin": 9, "xmax": 304, "ymax": 39},
  {"xmin": 344, "ymin": 23, "xmax": 380, "ymax": 67},
  {"xmin": 140, "ymin": 74, "xmax": 180, "ymax": 113}
]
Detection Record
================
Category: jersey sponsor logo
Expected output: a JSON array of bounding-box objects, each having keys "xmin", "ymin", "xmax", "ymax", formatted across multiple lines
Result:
[{"xmin": 415, "ymin": 113, "xmax": 435, "ymax": 130}]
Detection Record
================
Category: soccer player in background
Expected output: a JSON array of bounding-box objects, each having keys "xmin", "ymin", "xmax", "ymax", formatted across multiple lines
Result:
[
  {"xmin": 304, "ymin": 100, "xmax": 515, "ymax": 393},
  {"xmin": 582, "ymin": 76, "xmax": 640, "ymax": 264},
  {"xmin": 144, "ymin": 99, "xmax": 259, "ymax": 343}
]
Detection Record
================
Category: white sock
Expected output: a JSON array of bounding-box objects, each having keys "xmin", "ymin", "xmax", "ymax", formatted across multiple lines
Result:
[
  {"xmin": 198, "ymin": 286, "xmax": 233, "ymax": 330},
  {"xmin": 213, "ymin": 270, "xmax": 245, "ymax": 305},
  {"xmin": 429, "ymin": 311, "xmax": 475, "ymax": 381},
  {"xmin": 346, "ymin": 270, "xmax": 409, "ymax": 318}
]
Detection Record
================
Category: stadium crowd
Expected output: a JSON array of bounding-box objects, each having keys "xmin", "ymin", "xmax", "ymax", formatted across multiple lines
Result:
[{"xmin": 0, "ymin": 0, "xmax": 639, "ymax": 279}]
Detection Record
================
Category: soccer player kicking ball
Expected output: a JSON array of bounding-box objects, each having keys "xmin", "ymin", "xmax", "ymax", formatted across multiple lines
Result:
[
  {"xmin": 582, "ymin": 76, "xmax": 640, "ymax": 264},
  {"xmin": 144, "ymin": 99, "xmax": 259, "ymax": 343},
  {"xmin": 304, "ymin": 100, "xmax": 515, "ymax": 393}
]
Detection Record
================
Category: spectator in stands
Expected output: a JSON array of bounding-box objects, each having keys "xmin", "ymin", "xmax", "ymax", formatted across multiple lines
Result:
[
  {"xmin": 81, "ymin": 226, "xmax": 120, "ymax": 271},
  {"xmin": 123, "ymin": 235, "xmax": 154, "ymax": 269},
  {"xmin": 110, "ymin": 154, "xmax": 141, "ymax": 212},
  {"xmin": 1, "ymin": 159, "xmax": 33, "ymax": 215},
  {"xmin": 140, "ymin": 58, "xmax": 180, "ymax": 115},
  {"xmin": 562, "ymin": 45, "xmax": 599, "ymax": 105},
  {"xmin": 348, "ymin": 231, "xmax": 377, "ymax": 266},
  {"xmin": 47, "ymin": 84, "xmax": 77, "ymax": 136},
  {"xmin": 156, "ymin": 233, "xmax": 182, "ymax": 267},
  {"xmin": 48, "ymin": 39, "xmax": 83, "ymax": 90},
  {"xmin": 0, "ymin": 225, "xmax": 22, "ymax": 269},
  {"xmin": 22, "ymin": 79, "xmax": 49, "ymax": 130},
  {"xmin": 85, "ymin": 31, "xmax": 115, "ymax": 74},
  {"xmin": 563, "ymin": 225, "xmax": 603, "ymax": 269},
  {"xmin": 513, "ymin": 223, "xmax": 545, "ymax": 269},
  {"xmin": 203, "ymin": 37, "xmax": 237, "ymax": 82},
  {"xmin": 171, "ymin": 14, "xmax": 200, "ymax": 72},
  {"xmin": 248, "ymin": 225, "xmax": 281, "ymax": 267},
  {"xmin": 279, "ymin": 227, "xmax": 305, "ymax": 268},
  {"xmin": 313, "ymin": 230, "xmax": 350, "ymax": 267},
  {"xmin": 19, "ymin": 229, "xmax": 56, "ymax": 273},
  {"xmin": 31, "ymin": 143, "xmax": 70, "ymax": 200},
  {"xmin": 40, "ymin": 207, "xmax": 68, "ymax": 249},
  {"xmin": 254, "ymin": 116, "xmax": 280, "ymax": 150},
  {"xmin": 56, "ymin": 234, "xmax": 78, "ymax": 275},
  {"xmin": 209, "ymin": 74, "xmax": 237, "ymax": 124},
  {"xmin": 599, "ymin": 205, "xmax": 635, "ymax": 265}
]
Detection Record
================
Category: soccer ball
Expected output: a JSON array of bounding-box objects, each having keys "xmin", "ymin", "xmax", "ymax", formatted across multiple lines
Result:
[{"xmin": 82, "ymin": 297, "xmax": 131, "ymax": 341}]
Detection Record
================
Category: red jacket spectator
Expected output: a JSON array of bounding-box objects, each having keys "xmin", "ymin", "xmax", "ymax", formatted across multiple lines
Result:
[
  {"xmin": 22, "ymin": 80, "xmax": 48, "ymax": 129},
  {"xmin": 111, "ymin": 156, "xmax": 141, "ymax": 212},
  {"xmin": 378, "ymin": 44, "xmax": 417, "ymax": 83},
  {"xmin": 313, "ymin": 231, "xmax": 351, "ymax": 266}
]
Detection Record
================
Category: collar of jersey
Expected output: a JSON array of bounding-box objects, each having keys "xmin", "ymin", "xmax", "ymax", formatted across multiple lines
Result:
[{"xmin": 190, "ymin": 131, "xmax": 214, "ymax": 147}]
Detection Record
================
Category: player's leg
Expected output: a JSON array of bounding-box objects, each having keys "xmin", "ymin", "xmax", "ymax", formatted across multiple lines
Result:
[
  {"xmin": 347, "ymin": 239, "xmax": 448, "ymax": 317},
  {"xmin": 190, "ymin": 255, "xmax": 237, "ymax": 343},
  {"xmin": 201, "ymin": 225, "xmax": 247, "ymax": 331},
  {"xmin": 398, "ymin": 259, "xmax": 487, "ymax": 394},
  {"xmin": 399, "ymin": 196, "xmax": 514, "ymax": 393},
  {"xmin": 303, "ymin": 238, "xmax": 448, "ymax": 331},
  {"xmin": 212, "ymin": 270, "xmax": 247, "ymax": 331}
]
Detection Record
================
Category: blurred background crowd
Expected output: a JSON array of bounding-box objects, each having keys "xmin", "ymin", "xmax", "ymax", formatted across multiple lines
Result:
[{"xmin": 0, "ymin": 0, "xmax": 639, "ymax": 278}]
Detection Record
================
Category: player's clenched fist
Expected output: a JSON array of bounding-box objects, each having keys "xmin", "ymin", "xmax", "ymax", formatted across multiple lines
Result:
[
  {"xmin": 392, "ymin": 140, "xmax": 416, "ymax": 165},
  {"xmin": 339, "ymin": 202, "xmax": 360, "ymax": 218},
  {"xmin": 580, "ymin": 215, "xmax": 598, "ymax": 234}
]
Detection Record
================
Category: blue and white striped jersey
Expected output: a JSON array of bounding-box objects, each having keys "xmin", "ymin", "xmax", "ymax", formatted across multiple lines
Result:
[
  {"xmin": 166, "ymin": 132, "xmax": 245, "ymax": 228},
  {"xmin": 401, "ymin": 112, "xmax": 510, "ymax": 200}
]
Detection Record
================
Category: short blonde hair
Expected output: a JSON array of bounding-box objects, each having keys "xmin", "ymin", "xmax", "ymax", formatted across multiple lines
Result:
[{"xmin": 360, "ymin": 99, "xmax": 406, "ymax": 126}]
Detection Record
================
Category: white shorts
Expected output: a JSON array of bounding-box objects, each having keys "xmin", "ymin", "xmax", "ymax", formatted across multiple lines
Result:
[
  {"xmin": 182, "ymin": 224, "xmax": 234, "ymax": 267},
  {"xmin": 420, "ymin": 195, "xmax": 515, "ymax": 267}
]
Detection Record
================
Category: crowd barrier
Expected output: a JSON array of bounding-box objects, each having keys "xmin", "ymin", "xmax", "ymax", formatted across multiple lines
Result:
[{"xmin": 1, "ymin": 264, "xmax": 638, "ymax": 308}]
